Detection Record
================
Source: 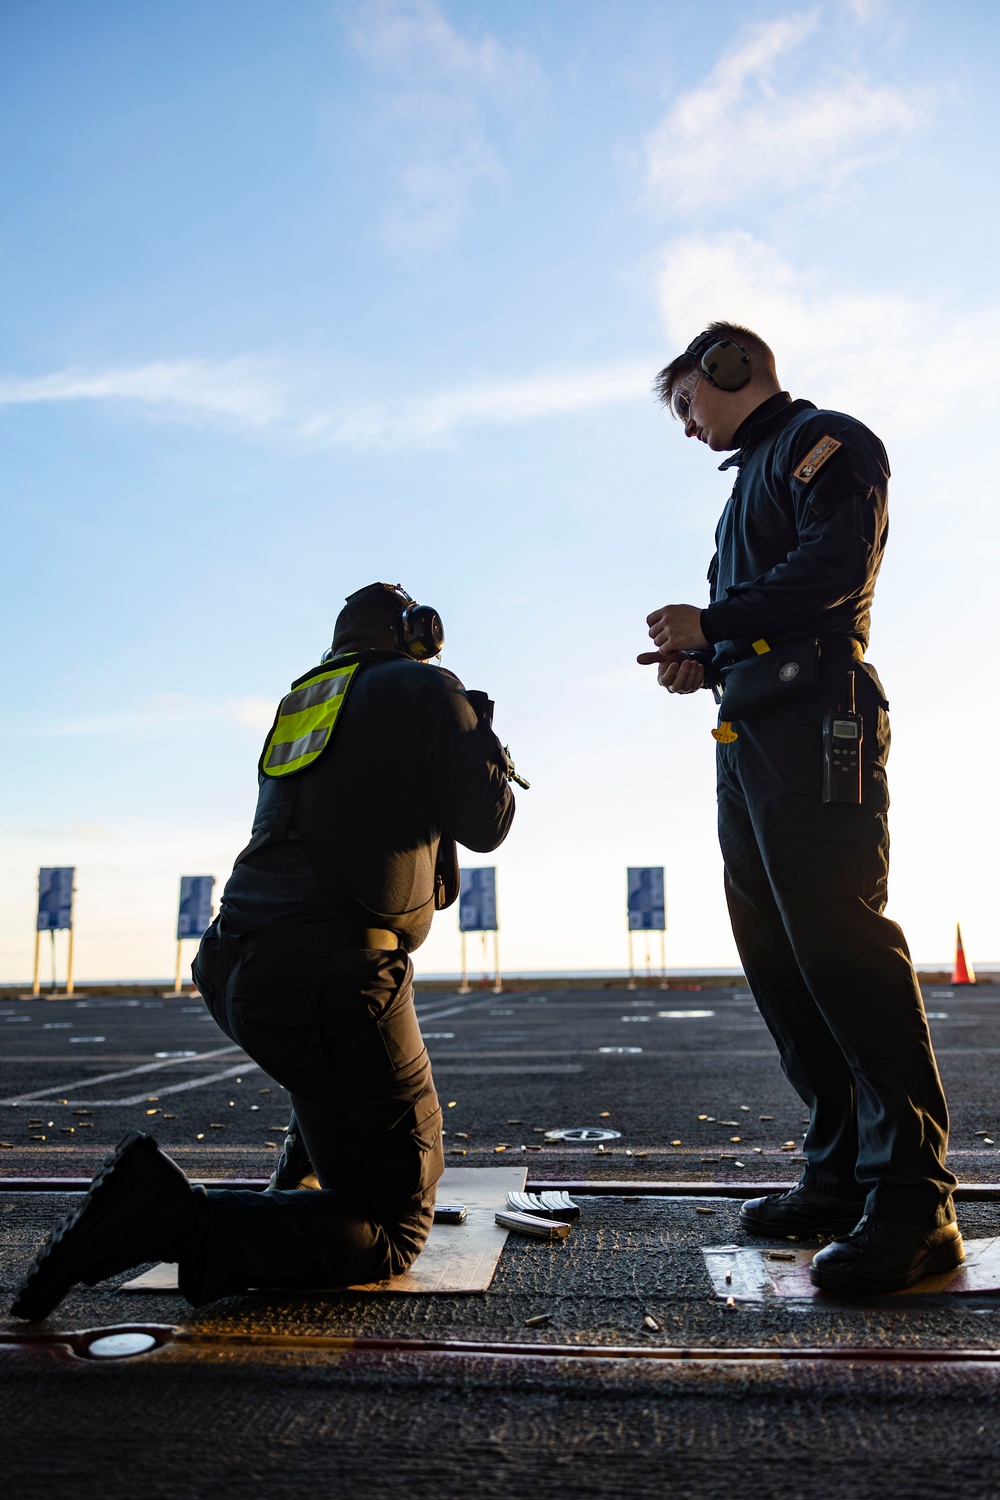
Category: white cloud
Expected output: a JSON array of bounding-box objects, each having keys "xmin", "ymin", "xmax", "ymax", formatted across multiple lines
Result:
[
  {"xmin": 0, "ymin": 355, "xmax": 652, "ymax": 449},
  {"xmin": 322, "ymin": 359, "xmax": 652, "ymax": 445},
  {"xmin": 0, "ymin": 359, "xmax": 282, "ymax": 428},
  {"xmin": 8, "ymin": 215, "xmax": 998, "ymax": 461},
  {"xmin": 656, "ymin": 230, "xmax": 1000, "ymax": 440},
  {"xmin": 645, "ymin": 11, "xmax": 926, "ymax": 211},
  {"xmin": 18, "ymin": 222, "xmax": 999, "ymax": 458},
  {"xmin": 348, "ymin": 0, "xmax": 537, "ymax": 99},
  {"xmin": 33, "ymin": 693, "xmax": 277, "ymax": 739},
  {"xmin": 346, "ymin": 0, "xmax": 540, "ymax": 249}
]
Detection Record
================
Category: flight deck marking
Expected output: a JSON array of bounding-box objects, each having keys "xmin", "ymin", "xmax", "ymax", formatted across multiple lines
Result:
[
  {"xmin": 11, "ymin": 1062, "xmax": 262, "ymax": 1108},
  {"xmin": 427, "ymin": 1064, "xmax": 582, "ymax": 1075},
  {"xmin": 0, "ymin": 1044, "xmax": 244, "ymax": 1106},
  {"xmin": 5, "ymin": 997, "xmax": 512, "ymax": 1108},
  {"xmin": 415, "ymin": 995, "xmax": 513, "ymax": 1023}
]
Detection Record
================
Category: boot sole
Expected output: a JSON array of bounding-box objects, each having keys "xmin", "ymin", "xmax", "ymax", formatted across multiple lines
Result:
[
  {"xmin": 809, "ymin": 1236, "xmax": 966, "ymax": 1296},
  {"xmin": 10, "ymin": 1131, "xmax": 158, "ymax": 1321}
]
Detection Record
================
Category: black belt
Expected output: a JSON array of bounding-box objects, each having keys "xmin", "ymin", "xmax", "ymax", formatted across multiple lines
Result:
[
  {"xmin": 716, "ymin": 636, "xmax": 864, "ymax": 672},
  {"xmin": 227, "ymin": 919, "xmax": 400, "ymax": 956}
]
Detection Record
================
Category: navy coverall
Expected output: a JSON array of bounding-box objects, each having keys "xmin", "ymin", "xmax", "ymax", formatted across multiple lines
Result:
[
  {"xmin": 187, "ymin": 652, "xmax": 514, "ymax": 1302},
  {"xmin": 697, "ymin": 392, "xmax": 955, "ymax": 1228}
]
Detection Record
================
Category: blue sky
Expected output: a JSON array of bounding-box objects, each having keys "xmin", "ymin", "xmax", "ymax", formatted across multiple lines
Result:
[{"xmin": 3, "ymin": 0, "xmax": 999, "ymax": 981}]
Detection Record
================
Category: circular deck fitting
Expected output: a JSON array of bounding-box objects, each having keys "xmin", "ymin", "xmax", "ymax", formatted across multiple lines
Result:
[
  {"xmin": 544, "ymin": 1127, "xmax": 622, "ymax": 1143},
  {"xmin": 86, "ymin": 1332, "xmax": 159, "ymax": 1360}
]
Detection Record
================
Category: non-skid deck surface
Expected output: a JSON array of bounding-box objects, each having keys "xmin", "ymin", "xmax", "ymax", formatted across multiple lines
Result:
[{"xmin": 121, "ymin": 1165, "xmax": 529, "ymax": 1295}]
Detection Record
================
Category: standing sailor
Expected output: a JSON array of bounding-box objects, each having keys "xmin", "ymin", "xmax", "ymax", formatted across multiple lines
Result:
[{"xmin": 639, "ymin": 323, "xmax": 961, "ymax": 1295}]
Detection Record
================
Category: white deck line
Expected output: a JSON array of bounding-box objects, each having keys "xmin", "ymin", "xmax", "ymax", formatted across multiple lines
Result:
[
  {"xmin": 415, "ymin": 995, "xmax": 509, "ymax": 1022},
  {"xmin": 11, "ymin": 1062, "xmax": 262, "ymax": 1108},
  {"xmin": 0, "ymin": 1044, "xmax": 243, "ymax": 1106}
]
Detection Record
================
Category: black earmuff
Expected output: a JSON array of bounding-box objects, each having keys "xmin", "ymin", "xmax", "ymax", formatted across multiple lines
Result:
[
  {"xmin": 685, "ymin": 334, "xmax": 752, "ymax": 392},
  {"xmin": 393, "ymin": 588, "xmax": 445, "ymax": 660},
  {"xmin": 396, "ymin": 601, "xmax": 445, "ymax": 660}
]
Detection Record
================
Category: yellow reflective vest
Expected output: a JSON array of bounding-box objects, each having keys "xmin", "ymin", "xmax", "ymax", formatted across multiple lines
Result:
[{"xmin": 260, "ymin": 660, "xmax": 360, "ymax": 778}]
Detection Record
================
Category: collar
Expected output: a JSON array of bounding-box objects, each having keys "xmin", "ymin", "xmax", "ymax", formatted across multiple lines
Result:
[
  {"xmin": 718, "ymin": 392, "xmax": 812, "ymax": 470},
  {"xmin": 292, "ymin": 648, "xmax": 410, "ymax": 688}
]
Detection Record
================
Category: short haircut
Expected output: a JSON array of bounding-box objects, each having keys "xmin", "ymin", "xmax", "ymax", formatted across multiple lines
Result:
[
  {"xmin": 332, "ymin": 582, "xmax": 406, "ymax": 647},
  {"xmin": 653, "ymin": 321, "xmax": 777, "ymax": 413}
]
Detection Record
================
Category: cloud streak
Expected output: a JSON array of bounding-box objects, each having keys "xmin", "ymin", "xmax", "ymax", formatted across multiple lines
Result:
[
  {"xmin": 0, "ymin": 359, "xmax": 283, "ymax": 427},
  {"xmin": 318, "ymin": 359, "xmax": 652, "ymax": 445},
  {"xmin": 9, "ymin": 220, "xmax": 998, "ymax": 457},
  {"xmin": 645, "ymin": 11, "xmax": 926, "ymax": 211},
  {"xmin": 0, "ymin": 355, "xmax": 653, "ymax": 448}
]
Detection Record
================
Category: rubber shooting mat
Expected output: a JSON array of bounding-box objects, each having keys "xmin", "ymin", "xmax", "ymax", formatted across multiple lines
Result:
[{"xmin": 121, "ymin": 1165, "xmax": 529, "ymax": 1295}]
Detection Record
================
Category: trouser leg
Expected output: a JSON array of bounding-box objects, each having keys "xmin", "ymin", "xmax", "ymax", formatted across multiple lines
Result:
[
  {"xmin": 718, "ymin": 753, "xmax": 861, "ymax": 1196},
  {"xmin": 720, "ymin": 666, "xmax": 954, "ymax": 1226},
  {"xmin": 185, "ymin": 932, "xmax": 443, "ymax": 1303},
  {"xmin": 179, "ymin": 1185, "xmax": 435, "ymax": 1304},
  {"xmin": 770, "ymin": 892, "xmax": 953, "ymax": 1223}
]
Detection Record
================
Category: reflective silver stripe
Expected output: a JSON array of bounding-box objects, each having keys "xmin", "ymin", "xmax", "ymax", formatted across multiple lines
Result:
[
  {"xmin": 265, "ymin": 726, "xmax": 329, "ymax": 768},
  {"xmin": 281, "ymin": 673, "xmax": 350, "ymax": 717}
]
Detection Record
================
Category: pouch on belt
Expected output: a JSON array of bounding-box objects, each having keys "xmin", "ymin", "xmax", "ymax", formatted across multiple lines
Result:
[{"xmin": 718, "ymin": 638, "xmax": 822, "ymax": 722}]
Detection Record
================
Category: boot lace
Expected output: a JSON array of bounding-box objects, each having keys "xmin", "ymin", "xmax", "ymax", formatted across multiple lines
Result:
[{"xmin": 834, "ymin": 1213, "xmax": 878, "ymax": 1246}]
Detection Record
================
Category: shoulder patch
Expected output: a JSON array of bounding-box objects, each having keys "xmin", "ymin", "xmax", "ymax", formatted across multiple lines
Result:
[{"xmin": 792, "ymin": 435, "xmax": 842, "ymax": 483}]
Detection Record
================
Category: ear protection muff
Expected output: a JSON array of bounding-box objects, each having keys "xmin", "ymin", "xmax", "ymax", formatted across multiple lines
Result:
[
  {"xmin": 685, "ymin": 334, "xmax": 752, "ymax": 392},
  {"xmin": 391, "ymin": 586, "xmax": 445, "ymax": 661}
]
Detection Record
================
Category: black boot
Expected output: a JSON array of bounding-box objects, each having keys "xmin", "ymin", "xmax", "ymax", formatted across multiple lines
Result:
[
  {"xmin": 809, "ymin": 1215, "xmax": 964, "ymax": 1295},
  {"xmin": 740, "ymin": 1185, "xmax": 865, "ymax": 1239},
  {"xmin": 10, "ymin": 1132, "xmax": 205, "ymax": 1321}
]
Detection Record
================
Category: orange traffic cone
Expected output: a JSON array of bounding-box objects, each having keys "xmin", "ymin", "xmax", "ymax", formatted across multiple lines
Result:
[{"xmin": 952, "ymin": 923, "xmax": 976, "ymax": 986}]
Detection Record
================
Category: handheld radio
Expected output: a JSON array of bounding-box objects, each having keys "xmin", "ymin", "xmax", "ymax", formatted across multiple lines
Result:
[{"xmin": 822, "ymin": 670, "xmax": 862, "ymax": 805}]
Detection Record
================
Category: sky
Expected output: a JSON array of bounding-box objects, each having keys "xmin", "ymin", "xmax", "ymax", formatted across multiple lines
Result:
[{"xmin": 2, "ymin": 0, "xmax": 999, "ymax": 982}]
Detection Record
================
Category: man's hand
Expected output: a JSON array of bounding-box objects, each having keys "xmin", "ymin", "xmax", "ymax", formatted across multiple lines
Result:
[
  {"xmin": 645, "ymin": 603, "xmax": 709, "ymax": 652},
  {"xmin": 636, "ymin": 648, "xmax": 705, "ymax": 694}
]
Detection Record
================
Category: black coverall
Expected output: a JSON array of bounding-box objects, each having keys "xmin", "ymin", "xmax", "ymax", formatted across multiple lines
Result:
[
  {"xmin": 697, "ymin": 392, "xmax": 954, "ymax": 1228},
  {"xmin": 187, "ymin": 651, "xmax": 514, "ymax": 1303}
]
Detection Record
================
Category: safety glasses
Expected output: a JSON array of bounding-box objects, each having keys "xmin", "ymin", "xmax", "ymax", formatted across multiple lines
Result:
[{"xmin": 669, "ymin": 368, "xmax": 702, "ymax": 422}]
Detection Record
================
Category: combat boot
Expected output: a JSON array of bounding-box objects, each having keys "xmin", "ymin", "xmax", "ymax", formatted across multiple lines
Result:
[
  {"xmin": 11, "ymin": 1132, "xmax": 205, "ymax": 1321},
  {"xmin": 740, "ymin": 1185, "xmax": 865, "ymax": 1239},
  {"xmin": 809, "ymin": 1215, "xmax": 964, "ymax": 1294}
]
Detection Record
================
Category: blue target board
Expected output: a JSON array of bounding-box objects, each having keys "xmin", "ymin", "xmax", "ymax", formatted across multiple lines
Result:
[
  {"xmin": 627, "ymin": 867, "xmax": 666, "ymax": 931},
  {"xmin": 37, "ymin": 868, "xmax": 74, "ymax": 931},
  {"xmin": 177, "ymin": 876, "xmax": 215, "ymax": 940},
  {"xmin": 459, "ymin": 867, "xmax": 498, "ymax": 932}
]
